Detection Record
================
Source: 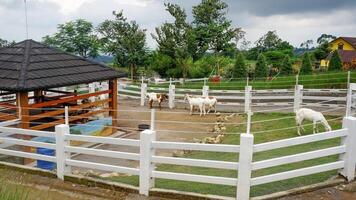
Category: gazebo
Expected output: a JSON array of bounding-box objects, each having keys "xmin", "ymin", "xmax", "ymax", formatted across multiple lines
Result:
[{"xmin": 0, "ymin": 39, "xmax": 124, "ymax": 133}]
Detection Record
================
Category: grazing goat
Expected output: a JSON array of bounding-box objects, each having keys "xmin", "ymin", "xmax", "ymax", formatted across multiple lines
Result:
[
  {"xmin": 295, "ymin": 108, "xmax": 332, "ymax": 135},
  {"xmin": 146, "ymin": 92, "xmax": 168, "ymax": 110},
  {"xmin": 202, "ymin": 96, "xmax": 217, "ymax": 114},
  {"xmin": 184, "ymin": 94, "xmax": 206, "ymax": 116}
]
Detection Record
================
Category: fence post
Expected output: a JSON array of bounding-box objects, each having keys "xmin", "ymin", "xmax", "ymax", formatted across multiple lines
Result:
[
  {"xmin": 141, "ymin": 82, "xmax": 147, "ymax": 106},
  {"xmin": 139, "ymin": 129, "xmax": 156, "ymax": 196},
  {"xmin": 237, "ymin": 133, "xmax": 254, "ymax": 200},
  {"xmin": 88, "ymin": 83, "xmax": 95, "ymax": 102},
  {"xmin": 340, "ymin": 117, "xmax": 356, "ymax": 181},
  {"xmin": 64, "ymin": 106, "xmax": 69, "ymax": 125},
  {"xmin": 293, "ymin": 85, "xmax": 303, "ymax": 112},
  {"xmin": 169, "ymin": 84, "xmax": 175, "ymax": 109},
  {"xmin": 202, "ymin": 85, "xmax": 209, "ymax": 97},
  {"xmin": 244, "ymin": 86, "xmax": 252, "ymax": 113},
  {"xmin": 55, "ymin": 124, "xmax": 71, "ymax": 180}
]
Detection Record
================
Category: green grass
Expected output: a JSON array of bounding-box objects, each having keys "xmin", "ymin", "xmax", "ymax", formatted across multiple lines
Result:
[
  {"xmin": 0, "ymin": 177, "xmax": 29, "ymax": 200},
  {"xmin": 143, "ymin": 71, "xmax": 355, "ymax": 90},
  {"xmin": 108, "ymin": 112, "xmax": 343, "ymax": 197}
]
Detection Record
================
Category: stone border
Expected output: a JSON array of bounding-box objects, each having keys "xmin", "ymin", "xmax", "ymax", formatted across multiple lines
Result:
[{"xmin": 0, "ymin": 161, "xmax": 350, "ymax": 200}]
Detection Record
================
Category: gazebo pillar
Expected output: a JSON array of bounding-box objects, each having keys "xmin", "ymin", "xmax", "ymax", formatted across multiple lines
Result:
[
  {"xmin": 17, "ymin": 92, "xmax": 32, "ymax": 164},
  {"xmin": 109, "ymin": 78, "xmax": 118, "ymax": 133}
]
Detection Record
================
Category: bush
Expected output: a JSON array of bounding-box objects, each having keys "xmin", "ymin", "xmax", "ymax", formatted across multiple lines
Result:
[
  {"xmin": 328, "ymin": 50, "xmax": 343, "ymax": 71},
  {"xmin": 233, "ymin": 53, "xmax": 247, "ymax": 78},
  {"xmin": 255, "ymin": 54, "xmax": 268, "ymax": 78},
  {"xmin": 280, "ymin": 55, "xmax": 293, "ymax": 75},
  {"xmin": 300, "ymin": 52, "xmax": 313, "ymax": 74}
]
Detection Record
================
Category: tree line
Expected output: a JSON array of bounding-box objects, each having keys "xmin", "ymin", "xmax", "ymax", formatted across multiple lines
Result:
[{"xmin": 0, "ymin": 0, "xmax": 344, "ymax": 80}]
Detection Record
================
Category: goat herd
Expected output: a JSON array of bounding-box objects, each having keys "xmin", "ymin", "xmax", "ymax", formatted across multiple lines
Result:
[{"xmin": 145, "ymin": 92, "xmax": 332, "ymax": 135}]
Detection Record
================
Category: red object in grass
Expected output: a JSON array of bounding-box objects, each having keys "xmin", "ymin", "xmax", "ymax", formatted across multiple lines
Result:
[{"xmin": 210, "ymin": 75, "xmax": 221, "ymax": 83}]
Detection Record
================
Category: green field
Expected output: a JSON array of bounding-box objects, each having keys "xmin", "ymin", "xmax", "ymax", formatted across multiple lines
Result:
[
  {"xmin": 141, "ymin": 71, "xmax": 356, "ymax": 90},
  {"xmin": 107, "ymin": 113, "xmax": 343, "ymax": 197}
]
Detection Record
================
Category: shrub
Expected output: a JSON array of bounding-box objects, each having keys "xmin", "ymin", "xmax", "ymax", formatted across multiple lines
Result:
[
  {"xmin": 255, "ymin": 54, "xmax": 268, "ymax": 78},
  {"xmin": 233, "ymin": 53, "xmax": 247, "ymax": 78},
  {"xmin": 280, "ymin": 55, "xmax": 293, "ymax": 75},
  {"xmin": 328, "ymin": 50, "xmax": 343, "ymax": 71},
  {"xmin": 300, "ymin": 52, "xmax": 313, "ymax": 74}
]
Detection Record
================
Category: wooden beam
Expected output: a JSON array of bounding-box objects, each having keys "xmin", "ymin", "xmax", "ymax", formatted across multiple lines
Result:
[
  {"xmin": 30, "ymin": 90, "xmax": 111, "ymax": 108},
  {"xmin": 109, "ymin": 79, "xmax": 118, "ymax": 132},
  {"xmin": 17, "ymin": 92, "xmax": 32, "ymax": 164}
]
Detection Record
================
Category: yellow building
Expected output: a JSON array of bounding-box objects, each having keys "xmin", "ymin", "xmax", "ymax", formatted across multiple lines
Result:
[{"xmin": 320, "ymin": 37, "xmax": 356, "ymax": 70}]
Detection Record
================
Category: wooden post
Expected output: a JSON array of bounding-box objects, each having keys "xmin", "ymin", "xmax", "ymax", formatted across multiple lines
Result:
[
  {"xmin": 18, "ymin": 92, "xmax": 32, "ymax": 164},
  {"xmin": 139, "ymin": 129, "xmax": 156, "ymax": 195},
  {"xmin": 340, "ymin": 117, "xmax": 356, "ymax": 181},
  {"xmin": 237, "ymin": 133, "xmax": 254, "ymax": 200},
  {"xmin": 109, "ymin": 79, "xmax": 118, "ymax": 133},
  {"xmin": 55, "ymin": 124, "xmax": 71, "ymax": 180}
]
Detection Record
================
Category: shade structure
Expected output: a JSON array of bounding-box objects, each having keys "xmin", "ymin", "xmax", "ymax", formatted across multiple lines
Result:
[{"xmin": 0, "ymin": 39, "xmax": 125, "ymax": 92}]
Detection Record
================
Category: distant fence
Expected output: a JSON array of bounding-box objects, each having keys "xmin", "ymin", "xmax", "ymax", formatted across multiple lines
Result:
[
  {"xmin": 1, "ymin": 111, "xmax": 356, "ymax": 199},
  {"xmin": 118, "ymin": 82, "xmax": 349, "ymax": 112}
]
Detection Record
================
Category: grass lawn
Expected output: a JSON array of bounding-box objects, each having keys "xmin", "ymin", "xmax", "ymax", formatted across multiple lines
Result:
[
  {"xmin": 108, "ymin": 112, "xmax": 343, "ymax": 197},
  {"xmin": 139, "ymin": 71, "xmax": 355, "ymax": 90}
]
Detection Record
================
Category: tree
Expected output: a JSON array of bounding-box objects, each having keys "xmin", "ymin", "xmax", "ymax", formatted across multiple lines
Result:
[
  {"xmin": 317, "ymin": 34, "xmax": 336, "ymax": 45},
  {"xmin": 255, "ymin": 31, "xmax": 283, "ymax": 52},
  {"xmin": 192, "ymin": 0, "xmax": 244, "ymax": 56},
  {"xmin": 281, "ymin": 55, "xmax": 293, "ymax": 75},
  {"xmin": 255, "ymin": 54, "xmax": 268, "ymax": 78},
  {"xmin": 98, "ymin": 11, "xmax": 147, "ymax": 80},
  {"xmin": 42, "ymin": 19, "xmax": 99, "ymax": 58},
  {"xmin": 0, "ymin": 38, "xmax": 15, "ymax": 47},
  {"xmin": 300, "ymin": 53, "xmax": 313, "ymax": 74},
  {"xmin": 300, "ymin": 39, "xmax": 314, "ymax": 49},
  {"xmin": 152, "ymin": 3, "xmax": 194, "ymax": 79},
  {"xmin": 328, "ymin": 50, "xmax": 343, "ymax": 71},
  {"xmin": 233, "ymin": 53, "xmax": 247, "ymax": 78}
]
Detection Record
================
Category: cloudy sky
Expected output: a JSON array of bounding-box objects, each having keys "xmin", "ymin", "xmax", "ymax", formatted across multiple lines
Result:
[{"xmin": 0, "ymin": 0, "xmax": 355, "ymax": 49}]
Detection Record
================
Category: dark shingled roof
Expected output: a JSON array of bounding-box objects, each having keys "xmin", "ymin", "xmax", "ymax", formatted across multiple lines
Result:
[
  {"xmin": 0, "ymin": 39, "xmax": 125, "ymax": 92},
  {"xmin": 339, "ymin": 37, "xmax": 356, "ymax": 49},
  {"xmin": 327, "ymin": 50, "xmax": 356, "ymax": 63}
]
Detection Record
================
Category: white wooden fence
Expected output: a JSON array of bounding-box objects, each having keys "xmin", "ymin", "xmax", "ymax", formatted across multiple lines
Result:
[
  {"xmin": 1, "ymin": 116, "xmax": 356, "ymax": 199},
  {"xmin": 118, "ymin": 82, "xmax": 349, "ymax": 114}
]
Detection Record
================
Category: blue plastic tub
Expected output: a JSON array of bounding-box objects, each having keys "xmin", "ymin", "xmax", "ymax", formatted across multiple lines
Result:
[
  {"xmin": 32, "ymin": 137, "xmax": 56, "ymax": 170},
  {"xmin": 36, "ymin": 147, "xmax": 55, "ymax": 170}
]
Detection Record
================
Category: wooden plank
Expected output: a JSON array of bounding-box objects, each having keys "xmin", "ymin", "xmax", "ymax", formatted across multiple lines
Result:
[
  {"xmin": 254, "ymin": 129, "xmax": 347, "ymax": 153},
  {"xmin": 30, "ymin": 90, "xmax": 111, "ymax": 108},
  {"xmin": 66, "ymin": 159, "xmax": 139, "ymax": 175},
  {"xmin": 152, "ymin": 171, "xmax": 237, "ymax": 186},
  {"xmin": 0, "ymin": 137, "xmax": 56, "ymax": 149},
  {"xmin": 65, "ymin": 146, "xmax": 140, "ymax": 161},
  {"xmin": 0, "ymin": 148, "xmax": 56, "ymax": 163},
  {"xmin": 152, "ymin": 156, "xmax": 238, "ymax": 170},
  {"xmin": 252, "ymin": 146, "xmax": 346, "ymax": 170},
  {"xmin": 152, "ymin": 141, "xmax": 240, "ymax": 153},
  {"xmin": 0, "ymin": 126, "xmax": 54, "ymax": 138},
  {"xmin": 0, "ymin": 119, "xmax": 19, "ymax": 127},
  {"xmin": 66, "ymin": 134, "xmax": 140, "ymax": 146},
  {"xmin": 0, "ymin": 114, "xmax": 17, "ymax": 121},
  {"xmin": 251, "ymin": 161, "xmax": 344, "ymax": 186}
]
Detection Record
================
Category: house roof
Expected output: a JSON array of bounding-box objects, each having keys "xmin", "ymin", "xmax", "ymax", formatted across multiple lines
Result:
[
  {"xmin": 338, "ymin": 37, "xmax": 356, "ymax": 49},
  {"xmin": 327, "ymin": 50, "xmax": 356, "ymax": 63},
  {"xmin": 0, "ymin": 40, "xmax": 125, "ymax": 92}
]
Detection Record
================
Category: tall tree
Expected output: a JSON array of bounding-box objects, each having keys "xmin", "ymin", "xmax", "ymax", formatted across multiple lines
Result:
[
  {"xmin": 280, "ymin": 55, "xmax": 293, "ymax": 75},
  {"xmin": 317, "ymin": 34, "xmax": 336, "ymax": 45},
  {"xmin": 43, "ymin": 19, "xmax": 99, "ymax": 58},
  {"xmin": 328, "ymin": 51, "xmax": 343, "ymax": 71},
  {"xmin": 152, "ymin": 3, "xmax": 194, "ymax": 78},
  {"xmin": 192, "ymin": 0, "xmax": 243, "ymax": 56},
  {"xmin": 300, "ymin": 39, "xmax": 314, "ymax": 50},
  {"xmin": 98, "ymin": 11, "xmax": 147, "ymax": 80},
  {"xmin": 255, "ymin": 31, "xmax": 283, "ymax": 52},
  {"xmin": 300, "ymin": 53, "xmax": 313, "ymax": 74},
  {"xmin": 255, "ymin": 54, "xmax": 268, "ymax": 78},
  {"xmin": 233, "ymin": 53, "xmax": 247, "ymax": 78}
]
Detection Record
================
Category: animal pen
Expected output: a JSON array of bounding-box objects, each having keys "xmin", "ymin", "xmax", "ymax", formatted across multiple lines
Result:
[{"xmin": 0, "ymin": 40, "xmax": 124, "ymax": 164}]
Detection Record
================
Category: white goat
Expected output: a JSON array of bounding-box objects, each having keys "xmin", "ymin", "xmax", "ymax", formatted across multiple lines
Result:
[
  {"xmin": 202, "ymin": 96, "xmax": 218, "ymax": 114},
  {"xmin": 184, "ymin": 94, "xmax": 206, "ymax": 116},
  {"xmin": 295, "ymin": 108, "xmax": 332, "ymax": 135}
]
